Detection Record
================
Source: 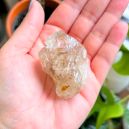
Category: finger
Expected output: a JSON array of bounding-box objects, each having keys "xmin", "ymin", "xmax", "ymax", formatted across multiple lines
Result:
[
  {"xmin": 31, "ymin": 24, "xmax": 62, "ymax": 60},
  {"xmin": 29, "ymin": 38, "xmax": 44, "ymax": 60},
  {"xmin": 2, "ymin": 0, "xmax": 44, "ymax": 56},
  {"xmin": 69, "ymin": 0, "xmax": 110, "ymax": 42},
  {"xmin": 39, "ymin": 0, "xmax": 89, "ymax": 53},
  {"xmin": 91, "ymin": 21, "xmax": 128, "ymax": 84},
  {"xmin": 47, "ymin": 0, "xmax": 88, "ymax": 32},
  {"xmin": 37, "ymin": 0, "xmax": 89, "ymax": 59},
  {"xmin": 84, "ymin": 0, "xmax": 129, "ymax": 59},
  {"xmin": 80, "ymin": 60, "xmax": 101, "ymax": 107}
]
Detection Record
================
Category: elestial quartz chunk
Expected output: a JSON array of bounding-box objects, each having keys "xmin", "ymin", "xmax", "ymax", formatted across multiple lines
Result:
[{"xmin": 39, "ymin": 31, "xmax": 88, "ymax": 99}]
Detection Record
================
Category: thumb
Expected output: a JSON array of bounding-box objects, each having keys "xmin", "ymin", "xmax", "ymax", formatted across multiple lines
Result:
[{"xmin": 2, "ymin": 0, "xmax": 44, "ymax": 56}]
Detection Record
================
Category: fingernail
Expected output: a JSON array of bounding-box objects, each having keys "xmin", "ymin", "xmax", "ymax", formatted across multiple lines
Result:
[{"xmin": 29, "ymin": 0, "xmax": 35, "ymax": 10}]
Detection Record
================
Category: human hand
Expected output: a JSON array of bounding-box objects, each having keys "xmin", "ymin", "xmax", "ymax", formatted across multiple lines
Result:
[{"xmin": 0, "ymin": 0, "xmax": 128, "ymax": 129}]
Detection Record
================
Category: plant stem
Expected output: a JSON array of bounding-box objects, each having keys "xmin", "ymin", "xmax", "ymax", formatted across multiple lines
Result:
[
  {"xmin": 108, "ymin": 120, "xmax": 114, "ymax": 129},
  {"xmin": 120, "ymin": 95, "xmax": 129, "ymax": 104}
]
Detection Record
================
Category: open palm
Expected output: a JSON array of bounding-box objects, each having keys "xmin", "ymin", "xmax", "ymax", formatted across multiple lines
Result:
[{"xmin": 0, "ymin": 0, "xmax": 128, "ymax": 129}]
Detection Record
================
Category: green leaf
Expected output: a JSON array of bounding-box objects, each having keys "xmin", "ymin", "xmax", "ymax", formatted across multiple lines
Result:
[
  {"xmin": 96, "ymin": 107, "xmax": 107, "ymax": 129},
  {"xmin": 80, "ymin": 124, "xmax": 108, "ymax": 129},
  {"xmin": 89, "ymin": 87, "xmax": 117, "ymax": 117},
  {"xmin": 104, "ymin": 103, "xmax": 124, "ymax": 119},
  {"xmin": 113, "ymin": 52, "xmax": 129, "ymax": 75},
  {"xmin": 96, "ymin": 103, "xmax": 124, "ymax": 129},
  {"xmin": 101, "ymin": 86, "xmax": 116, "ymax": 104},
  {"xmin": 89, "ymin": 96, "xmax": 104, "ymax": 117}
]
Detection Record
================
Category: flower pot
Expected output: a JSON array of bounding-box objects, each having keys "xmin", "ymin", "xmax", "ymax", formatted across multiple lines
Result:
[
  {"xmin": 0, "ymin": 19, "xmax": 5, "ymax": 42},
  {"xmin": 105, "ymin": 68, "xmax": 129, "ymax": 93},
  {"xmin": 44, "ymin": 0, "xmax": 61, "ymax": 21},
  {"xmin": 6, "ymin": 0, "xmax": 61, "ymax": 37},
  {"xmin": 6, "ymin": 0, "xmax": 29, "ymax": 37},
  {"xmin": 105, "ymin": 51, "xmax": 129, "ymax": 93}
]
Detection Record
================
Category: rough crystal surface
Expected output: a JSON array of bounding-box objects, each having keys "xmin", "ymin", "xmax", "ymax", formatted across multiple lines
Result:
[{"xmin": 39, "ymin": 31, "xmax": 88, "ymax": 99}]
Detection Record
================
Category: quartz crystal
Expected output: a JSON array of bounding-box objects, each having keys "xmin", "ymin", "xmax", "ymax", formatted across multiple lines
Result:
[{"xmin": 39, "ymin": 31, "xmax": 88, "ymax": 99}]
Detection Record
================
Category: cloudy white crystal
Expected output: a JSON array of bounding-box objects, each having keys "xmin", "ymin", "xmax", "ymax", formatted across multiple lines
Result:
[{"xmin": 39, "ymin": 31, "xmax": 88, "ymax": 99}]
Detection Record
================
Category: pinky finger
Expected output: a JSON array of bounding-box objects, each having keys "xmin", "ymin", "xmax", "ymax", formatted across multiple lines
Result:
[{"xmin": 91, "ymin": 20, "xmax": 128, "ymax": 84}]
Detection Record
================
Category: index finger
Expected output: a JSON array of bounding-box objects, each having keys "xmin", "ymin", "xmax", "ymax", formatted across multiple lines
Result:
[{"xmin": 47, "ymin": 0, "xmax": 88, "ymax": 32}]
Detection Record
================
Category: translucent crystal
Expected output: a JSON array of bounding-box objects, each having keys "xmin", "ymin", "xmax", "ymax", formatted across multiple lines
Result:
[{"xmin": 39, "ymin": 31, "xmax": 88, "ymax": 99}]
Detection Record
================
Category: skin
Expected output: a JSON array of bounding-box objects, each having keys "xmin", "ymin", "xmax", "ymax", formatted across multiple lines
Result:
[{"xmin": 0, "ymin": 0, "xmax": 128, "ymax": 129}]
